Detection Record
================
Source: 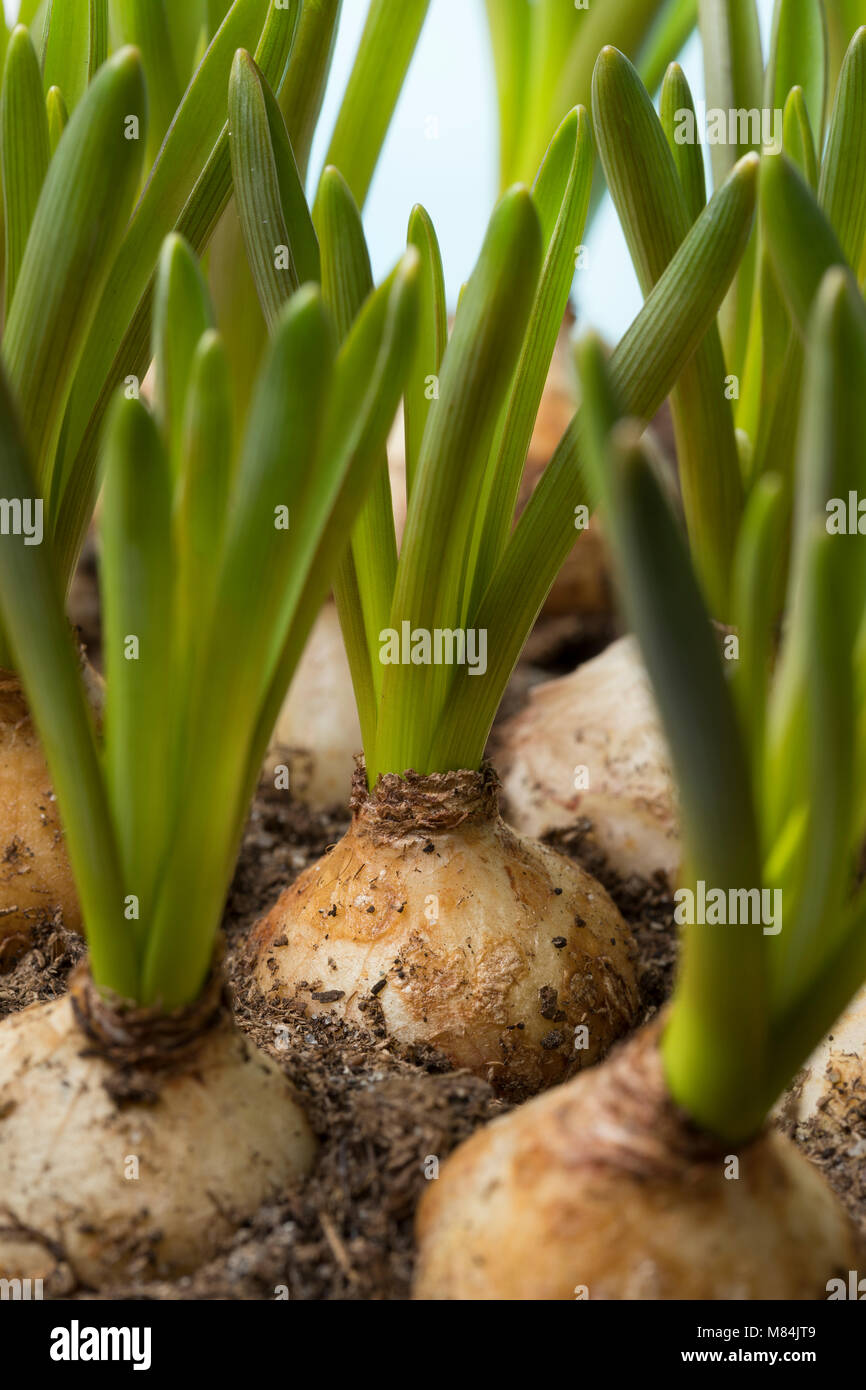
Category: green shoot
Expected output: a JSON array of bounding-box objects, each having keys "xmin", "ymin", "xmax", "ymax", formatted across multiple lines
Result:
[
  {"xmin": 231, "ymin": 46, "xmax": 760, "ymax": 786},
  {"xmin": 577, "ymin": 262, "xmax": 866, "ymax": 1143},
  {"xmin": 0, "ymin": 237, "xmax": 419, "ymax": 1012},
  {"xmin": 485, "ymin": 0, "xmax": 696, "ymax": 190}
]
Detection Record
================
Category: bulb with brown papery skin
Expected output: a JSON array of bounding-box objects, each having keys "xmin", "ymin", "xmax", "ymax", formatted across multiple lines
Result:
[
  {"xmin": 0, "ymin": 965, "xmax": 316, "ymax": 1291},
  {"xmin": 413, "ymin": 1022, "xmax": 861, "ymax": 1300},
  {"xmin": 0, "ymin": 667, "xmax": 102, "ymax": 953},
  {"xmin": 493, "ymin": 636, "xmax": 680, "ymax": 886},
  {"xmin": 251, "ymin": 764, "xmax": 638, "ymax": 1099}
]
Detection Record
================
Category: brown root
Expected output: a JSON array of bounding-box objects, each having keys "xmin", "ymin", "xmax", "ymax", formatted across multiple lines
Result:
[
  {"xmin": 252, "ymin": 765, "xmax": 638, "ymax": 1099},
  {"xmin": 414, "ymin": 1023, "xmax": 862, "ymax": 1300}
]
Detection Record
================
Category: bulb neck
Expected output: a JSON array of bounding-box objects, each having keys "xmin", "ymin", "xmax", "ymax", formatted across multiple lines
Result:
[
  {"xmin": 350, "ymin": 760, "xmax": 500, "ymax": 841},
  {"xmin": 69, "ymin": 947, "xmax": 228, "ymax": 1092}
]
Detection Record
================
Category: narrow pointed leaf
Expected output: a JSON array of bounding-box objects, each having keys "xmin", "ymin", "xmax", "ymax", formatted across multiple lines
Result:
[
  {"xmin": 760, "ymin": 151, "xmax": 851, "ymax": 334},
  {"xmin": 593, "ymin": 44, "xmax": 742, "ymax": 616},
  {"xmin": 175, "ymin": 328, "xmax": 233, "ymax": 667},
  {"xmin": 152, "ymin": 233, "xmax": 214, "ymax": 477},
  {"xmin": 113, "ymin": 0, "xmax": 183, "ymax": 167},
  {"xmin": 316, "ymin": 164, "xmax": 398, "ymax": 717},
  {"xmin": 141, "ymin": 286, "xmax": 335, "ymax": 1009},
  {"xmin": 42, "ymin": 0, "xmax": 107, "ymax": 111},
  {"xmin": 376, "ymin": 189, "xmax": 543, "ymax": 777},
  {"xmin": 0, "ymin": 25, "xmax": 51, "ymax": 309},
  {"xmin": 52, "ymin": 0, "xmax": 294, "ymax": 584},
  {"xmin": 404, "ymin": 203, "xmax": 447, "ymax": 497},
  {"xmin": 484, "ymin": 0, "xmax": 530, "ymax": 189},
  {"xmin": 0, "ymin": 370, "xmax": 135, "ymax": 998},
  {"xmin": 468, "ymin": 106, "xmax": 593, "ymax": 612},
  {"xmin": 782, "ymin": 85, "xmax": 818, "ymax": 188},
  {"xmin": 660, "ymin": 61, "xmax": 706, "ymax": 221},
  {"xmin": 767, "ymin": 0, "xmax": 828, "ymax": 145},
  {"xmin": 45, "ymin": 82, "xmax": 67, "ymax": 150},
  {"xmin": 819, "ymin": 25, "xmax": 866, "ymax": 272},
  {"xmin": 434, "ymin": 153, "xmax": 759, "ymax": 767},
  {"xmin": 229, "ymin": 48, "xmax": 318, "ymax": 328},
  {"xmin": 2, "ymin": 47, "xmax": 145, "ymax": 502},
  {"xmin": 278, "ymin": 0, "xmax": 339, "ymax": 180},
  {"xmin": 610, "ymin": 430, "xmax": 767, "ymax": 1143},
  {"xmin": 100, "ymin": 394, "xmax": 174, "ymax": 942},
  {"xmin": 317, "ymin": 0, "xmax": 430, "ymax": 211}
]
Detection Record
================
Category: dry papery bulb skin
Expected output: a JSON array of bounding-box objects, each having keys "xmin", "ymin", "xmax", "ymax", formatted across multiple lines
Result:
[
  {"xmin": 494, "ymin": 636, "xmax": 680, "ymax": 886},
  {"xmin": 0, "ymin": 958, "xmax": 315, "ymax": 1291},
  {"xmin": 0, "ymin": 658, "xmax": 103, "ymax": 954},
  {"xmin": 414, "ymin": 1020, "xmax": 862, "ymax": 1301},
  {"xmin": 783, "ymin": 982, "xmax": 866, "ymax": 1125},
  {"xmin": 252, "ymin": 761, "xmax": 638, "ymax": 1098},
  {"xmin": 265, "ymin": 601, "xmax": 362, "ymax": 809}
]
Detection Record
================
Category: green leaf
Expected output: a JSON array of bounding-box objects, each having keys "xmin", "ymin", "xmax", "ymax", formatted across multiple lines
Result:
[
  {"xmin": 467, "ymin": 106, "xmax": 593, "ymax": 615},
  {"xmin": 316, "ymin": 164, "xmax": 398, "ymax": 727},
  {"xmin": 765, "ymin": 269, "xmax": 866, "ymax": 882},
  {"xmin": 2, "ymin": 46, "xmax": 145, "ymax": 503},
  {"xmin": 782, "ymin": 85, "xmax": 818, "ymax": 188},
  {"xmin": 278, "ymin": 0, "xmax": 339, "ymax": 181},
  {"xmin": 112, "ymin": 0, "xmax": 183, "ymax": 168},
  {"xmin": 52, "ymin": 0, "xmax": 291, "ymax": 585},
  {"xmin": 730, "ymin": 472, "xmax": 787, "ymax": 781},
  {"xmin": 0, "ymin": 25, "xmax": 51, "ymax": 311},
  {"xmin": 760, "ymin": 150, "xmax": 851, "ymax": 335},
  {"xmin": 375, "ymin": 187, "xmax": 543, "ymax": 778},
  {"xmin": 100, "ymin": 394, "xmax": 174, "ymax": 944},
  {"xmin": 434, "ymin": 152, "xmax": 759, "ymax": 769},
  {"xmin": 696, "ymin": 0, "xmax": 763, "ymax": 371},
  {"xmin": 255, "ymin": 251, "xmax": 421, "ymax": 792},
  {"xmin": 0, "ymin": 369, "xmax": 135, "ymax": 998},
  {"xmin": 698, "ymin": 0, "xmax": 764, "ymax": 187},
  {"xmin": 638, "ymin": 0, "xmax": 699, "ymax": 96},
  {"xmin": 152, "ymin": 233, "xmax": 214, "ymax": 478},
  {"xmin": 316, "ymin": 0, "xmax": 430, "ymax": 211},
  {"xmin": 403, "ymin": 203, "xmax": 447, "ymax": 499},
  {"xmin": 767, "ymin": 0, "xmax": 828, "ymax": 146},
  {"xmin": 141, "ymin": 285, "xmax": 336, "ymax": 1009},
  {"xmin": 818, "ymin": 24, "xmax": 866, "ymax": 273},
  {"xmin": 513, "ymin": 0, "xmax": 675, "ymax": 187},
  {"xmin": 484, "ymin": 0, "xmax": 530, "ymax": 190},
  {"xmin": 164, "ymin": 0, "xmax": 205, "ymax": 88},
  {"xmin": 42, "ymin": 0, "xmax": 107, "ymax": 111},
  {"xmin": 174, "ymin": 328, "xmax": 233, "ymax": 669},
  {"xmin": 589, "ymin": 413, "xmax": 766, "ymax": 1144},
  {"xmin": 771, "ymin": 522, "xmax": 857, "ymax": 1012},
  {"xmin": 592, "ymin": 44, "xmax": 742, "ymax": 616},
  {"xmin": 228, "ymin": 48, "xmax": 318, "ymax": 329},
  {"xmin": 45, "ymin": 82, "xmax": 68, "ymax": 151},
  {"xmin": 660, "ymin": 61, "xmax": 706, "ymax": 222}
]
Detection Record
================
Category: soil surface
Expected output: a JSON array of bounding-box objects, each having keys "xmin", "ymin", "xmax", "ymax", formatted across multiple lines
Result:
[
  {"xmin": 7, "ymin": 561, "xmax": 865, "ymax": 1298},
  {"xmin": 3, "ymin": 776, "xmax": 863, "ymax": 1298}
]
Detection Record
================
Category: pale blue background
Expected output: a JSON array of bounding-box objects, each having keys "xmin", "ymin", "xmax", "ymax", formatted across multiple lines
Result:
[{"xmin": 4, "ymin": 0, "xmax": 777, "ymax": 339}]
